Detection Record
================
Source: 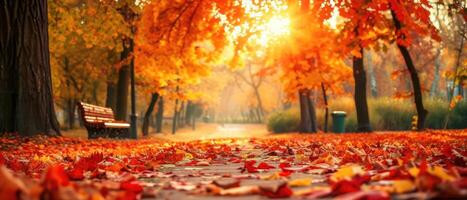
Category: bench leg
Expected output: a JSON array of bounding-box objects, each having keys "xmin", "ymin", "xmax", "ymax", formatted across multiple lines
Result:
[
  {"xmin": 123, "ymin": 128, "xmax": 130, "ymax": 138},
  {"xmin": 109, "ymin": 128, "xmax": 129, "ymax": 139},
  {"xmin": 87, "ymin": 128, "xmax": 108, "ymax": 139},
  {"xmin": 87, "ymin": 128, "xmax": 97, "ymax": 139}
]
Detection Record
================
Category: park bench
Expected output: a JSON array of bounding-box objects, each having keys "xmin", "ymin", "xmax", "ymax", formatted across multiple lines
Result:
[{"xmin": 77, "ymin": 102, "xmax": 130, "ymax": 139}]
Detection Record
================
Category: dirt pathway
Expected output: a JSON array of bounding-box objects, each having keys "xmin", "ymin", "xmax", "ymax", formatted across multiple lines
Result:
[{"xmin": 151, "ymin": 123, "xmax": 270, "ymax": 141}]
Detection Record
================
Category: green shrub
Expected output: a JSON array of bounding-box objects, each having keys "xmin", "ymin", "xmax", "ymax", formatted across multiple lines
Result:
[
  {"xmin": 267, "ymin": 108, "xmax": 300, "ymax": 133},
  {"xmin": 343, "ymin": 113, "xmax": 358, "ymax": 132},
  {"xmin": 425, "ymin": 98, "xmax": 449, "ymax": 129},
  {"xmin": 369, "ymin": 98, "xmax": 414, "ymax": 130},
  {"xmin": 447, "ymin": 100, "xmax": 467, "ymax": 129},
  {"xmin": 268, "ymin": 97, "xmax": 466, "ymax": 132}
]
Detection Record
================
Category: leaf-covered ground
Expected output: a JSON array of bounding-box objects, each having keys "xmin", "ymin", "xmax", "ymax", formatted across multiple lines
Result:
[{"xmin": 1, "ymin": 130, "xmax": 466, "ymax": 200}]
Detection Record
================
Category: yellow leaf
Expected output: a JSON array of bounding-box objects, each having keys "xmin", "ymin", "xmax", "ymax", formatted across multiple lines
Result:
[
  {"xmin": 184, "ymin": 153, "xmax": 193, "ymax": 160},
  {"xmin": 429, "ymin": 166, "xmax": 455, "ymax": 181},
  {"xmin": 288, "ymin": 178, "xmax": 312, "ymax": 187},
  {"xmin": 260, "ymin": 172, "xmax": 282, "ymax": 180},
  {"xmin": 295, "ymin": 153, "xmax": 307, "ymax": 162},
  {"xmin": 408, "ymin": 167, "xmax": 419, "ymax": 177},
  {"xmin": 331, "ymin": 165, "xmax": 363, "ymax": 181},
  {"xmin": 392, "ymin": 180, "xmax": 416, "ymax": 194},
  {"xmin": 397, "ymin": 158, "xmax": 403, "ymax": 166}
]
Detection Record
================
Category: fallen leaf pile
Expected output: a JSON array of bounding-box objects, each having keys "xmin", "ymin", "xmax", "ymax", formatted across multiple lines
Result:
[{"xmin": 0, "ymin": 130, "xmax": 466, "ymax": 199}]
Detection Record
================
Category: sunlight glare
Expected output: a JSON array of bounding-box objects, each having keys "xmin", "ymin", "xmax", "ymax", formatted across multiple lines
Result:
[{"xmin": 257, "ymin": 15, "xmax": 290, "ymax": 46}]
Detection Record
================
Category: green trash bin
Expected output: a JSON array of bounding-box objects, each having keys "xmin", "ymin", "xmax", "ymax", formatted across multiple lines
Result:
[{"xmin": 331, "ymin": 111, "xmax": 346, "ymax": 133}]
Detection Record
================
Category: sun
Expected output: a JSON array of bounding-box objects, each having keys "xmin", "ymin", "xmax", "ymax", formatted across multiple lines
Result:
[
  {"xmin": 265, "ymin": 16, "xmax": 291, "ymax": 37},
  {"xmin": 257, "ymin": 15, "xmax": 291, "ymax": 47}
]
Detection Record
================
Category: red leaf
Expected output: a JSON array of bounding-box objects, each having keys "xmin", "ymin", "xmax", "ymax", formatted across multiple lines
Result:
[
  {"xmin": 455, "ymin": 178, "xmax": 467, "ymax": 189},
  {"xmin": 74, "ymin": 152, "xmax": 104, "ymax": 171},
  {"xmin": 120, "ymin": 181, "xmax": 143, "ymax": 193},
  {"xmin": 260, "ymin": 183, "xmax": 293, "ymax": 198},
  {"xmin": 416, "ymin": 173, "xmax": 442, "ymax": 191},
  {"xmin": 331, "ymin": 175, "xmax": 370, "ymax": 195},
  {"xmin": 279, "ymin": 162, "xmax": 291, "ymax": 170},
  {"xmin": 43, "ymin": 165, "xmax": 70, "ymax": 190},
  {"xmin": 258, "ymin": 162, "xmax": 275, "ymax": 170},
  {"xmin": 334, "ymin": 190, "xmax": 390, "ymax": 200},
  {"xmin": 67, "ymin": 168, "xmax": 84, "ymax": 180},
  {"xmin": 332, "ymin": 179, "xmax": 361, "ymax": 195},
  {"xmin": 243, "ymin": 160, "xmax": 259, "ymax": 173},
  {"xmin": 279, "ymin": 171, "xmax": 292, "ymax": 177},
  {"xmin": 0, "ymin": 154, "xmax": 6, "ymax": 166}
]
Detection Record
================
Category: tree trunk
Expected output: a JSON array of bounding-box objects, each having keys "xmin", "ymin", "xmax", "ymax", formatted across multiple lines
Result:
[
  {"xmin": 299, "ymin": 90, "xmax": 313, "ymax": 133},
  {"xmin": 0, "ymin": 0, "xmax": 60, "ymax": 136},
  {"xmin": 172, "ymin": 98, "xmax": 179, "ymax": 134},
  {"xmin": 352, "ymin": 48, "xmax": 372, "ymax": 132},
  {"xmin": 249, "ymin": 109, "xmax": 256, "ymax": 123},
  {"xmin": 115, "ymin": 39, "xmax": 132, "ymax": 121},
  {"xmin": 142, "ymin": 93, "xmax": 159, "ymax": 136},
  {"xmin": 106, "ymin": 82, "xmax": 117, "ymax": 111},
  {"xmin": 155, "ymin": 96, "xmax": 164, "ymax": 133},
  {"xmin": 253, "ymin": 87, "xmax": 264, "ymax": 122},
  {"xmin": 92, "ymin": 81, "xmax": 99, "ymax": 104},
  {"xmin": 66, "ymin": 98, "xmax": 76, "ymax": 129},
  {"xmin": 192, "ymin": 110, "xmax": 196, "ymax": 130},
  {"xmin": 185, "ymin": 101, "xmax": 192, "ymax": 125},
  {"xmin": 366, "ymin": 51, "xmax": 378, "ymax": 98},
  {"xmin": 178, "ymin": 101, "xmax": 185, "ymax": 128},
  {"xmin": 321, "ymin": 83, "xmax": 329, "ymax": 133},
  {"xmin": 430, "ymin": 50, "xmax": 441, "ymax": 97},
  {"xmin": 390, "ymin": 9, "xmax": 428, "ymax": 130},
  {"xmin": 306, "ymin": 91, "xmax": 318, "ymax": 132},
  {"xmin": 397, "ymin": 45, "xmax": 428, "ymax": 130}
]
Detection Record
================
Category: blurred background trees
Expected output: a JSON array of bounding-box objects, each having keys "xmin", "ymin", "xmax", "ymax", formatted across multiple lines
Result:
[{"xmin": 12, "ymin": 0, "xmax": 463, "ymax": 136}]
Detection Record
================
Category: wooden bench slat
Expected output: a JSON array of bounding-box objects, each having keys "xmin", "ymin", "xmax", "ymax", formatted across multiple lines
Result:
[
  {"xmin": 104, "ymin": 122, "xmax": 130, "ymax": 128},
  {"xmin": 83, "ymin": 112, "xmax": 114, "ymax": 119}
]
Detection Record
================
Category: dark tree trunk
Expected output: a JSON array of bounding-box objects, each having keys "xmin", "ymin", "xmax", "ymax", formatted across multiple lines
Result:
[
  {"xmin": 192, "ymin": 111, "xmax": 196, "ymax": 130},
  {"xmin": 352, "ymin": 48, "xmax": 372, "ymax": 132},
  {"xmin": 105, "ymin": 82, "xmax": 117, "ymax": 111},
  {"xmin": 255, "ymin": 107, "xmax": 262, "ymax": 123},
  {"xmin": 92, "ymin": 81, "xmax": 99, "ymax": 104},
  {"xmin": 397, "ymin": 45, "xmax": 427, "ymax": 130},
  {"xmin": 178, "ymin": 101, "xmax": 185, "ymax": 128},
  {"xmin": 299, "ymin": 90, "xmax": 314, "ymax": 133},
  {"xmin": 253, "ymin": 87, "xmax": 264, "ymax": 122},
  {"xmin": 321, "ymin": 83, "xmax": 329, "ymax": 133},
  {"xmin": 430, "ymin": 50, "xmax": 441, "ymax": 97},
  {"xmin": 391, "ymin": 9, "xmax": 427, "ymax": 130},
  {"xmin": 155, "ymin": 96, "xmax": 164, "ymax": 133},
  {"xmin": 249, "ymin": 109, "xmax": 256, "ymax": 123},
  {"xmin": 66, "ymin": 98, "xmax": 76, "ymax": 129},
  {"xmin": 306, "ymin": 92, "xmax": 318, "ymax": 132},
  {"xmin": 115, "ymin": 39, "xmax": 133, "ymax": 121},
  {"xmin": 185, "ymin": 101, "xmax": 192, "ymax": 125},
  {"xmin": 0, "ymin": 0, "xmax": 60, "ymax": 136},
  {"xmin": 172, "ymin": 98, "xmax": 179, "ymax": 134},
  {"xmin": 142, "ymin": 93, "xmax": 159, "ymax": 136}
]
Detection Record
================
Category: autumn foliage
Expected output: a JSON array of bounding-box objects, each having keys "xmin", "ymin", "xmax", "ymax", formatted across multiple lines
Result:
[{"xmin": 1, "ymin": 130, "xmax": 466, "ymax": 199}]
